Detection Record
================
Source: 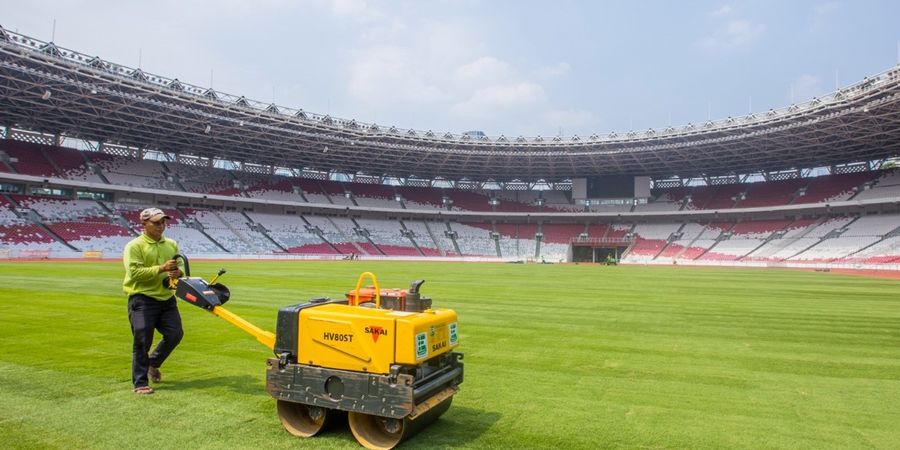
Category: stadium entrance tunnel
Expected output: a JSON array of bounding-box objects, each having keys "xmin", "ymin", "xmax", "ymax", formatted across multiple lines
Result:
[{"xmin": 571, "ymin": 244, "xmax": 628, "ymax": 263}]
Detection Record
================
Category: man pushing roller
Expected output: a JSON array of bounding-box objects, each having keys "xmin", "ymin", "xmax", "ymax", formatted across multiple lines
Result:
[{"xmin": 122, "ymin": 208, "xmax": 184, "ymax": 395}]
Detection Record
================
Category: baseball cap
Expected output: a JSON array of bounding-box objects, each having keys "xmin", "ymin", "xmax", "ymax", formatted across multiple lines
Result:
[{"xmin": 140, "ymin": 208, "xmax": 172, "ymax": 222}]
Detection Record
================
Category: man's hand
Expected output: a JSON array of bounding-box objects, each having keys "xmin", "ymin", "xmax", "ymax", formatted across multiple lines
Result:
[
  {"xmin": 168, "ymin": 269, "xmax": 183, "ymax": 279},
  {"xmin": 159, "ymin": 259, "xmax": 179, "ymax": 273}
]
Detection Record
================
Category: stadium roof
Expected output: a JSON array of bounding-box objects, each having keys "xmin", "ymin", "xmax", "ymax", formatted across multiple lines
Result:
[{"xmin": 1, "ymin": 26, "xmax": 899, "ymax": 183}]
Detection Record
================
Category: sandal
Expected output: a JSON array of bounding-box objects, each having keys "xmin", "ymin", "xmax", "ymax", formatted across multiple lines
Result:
[{"xmin": 133, "ymin": 386, "xmax": 155, "ymax": 395}]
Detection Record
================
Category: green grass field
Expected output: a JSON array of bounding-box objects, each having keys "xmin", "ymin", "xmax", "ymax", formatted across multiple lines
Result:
[{"xmin": 1, "ymin": 260, "xmax": 899, "ymax": 449}]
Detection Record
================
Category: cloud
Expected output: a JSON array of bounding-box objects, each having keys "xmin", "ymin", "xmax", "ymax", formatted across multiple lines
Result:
[
  {"xmin": 347, "ymin": 45, "xmax": 449, "ymax": 104},
  {"xmin": 328, "ymin": 0, "xmax": 384, "ymax": 22},
  {"xmin": 710, "ymin": 4, "xmax": 733, "ymax": 17},
  {"xmin": 454, "ymin": 56, "xmax": 514, "ymax": 83},
  {"xmin": 814, "ymin": 1, "xmax": 839, "ymax": 15},
  {"xmin": 450, "ymin": 82, "xmax": 546, "ymax": 119},
  {"xmin": 341, "ymin": 16, "xmax": 566, "ymax": 130},
  {"xmin": 810, "ymin": 1, "xmax": 839, "ymax": 32},
  {"xmin": 535, "ymin": 62, "xmax": 571, "ymax": 79},
  {"xmin": 698, "ymin": 19, "xmax": 766, "ymax": 50},
  {"xmin": 542, "ymin": 109, "xmax": 600, "ymax": 131},
  {"xmin": 791, "ymin": 74, "xmax": 824, "ymax": 103}
]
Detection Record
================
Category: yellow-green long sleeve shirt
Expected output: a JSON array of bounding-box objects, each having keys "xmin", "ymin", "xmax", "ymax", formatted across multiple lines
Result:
[{"xmin": 122, "ymin": 233, "xmax": 181, "ymax": 300}]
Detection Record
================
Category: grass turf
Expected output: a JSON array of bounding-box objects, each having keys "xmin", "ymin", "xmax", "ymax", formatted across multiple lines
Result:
[{"xmin": 0, "ymin": 260, "xmax": 899, "ymax": 449}]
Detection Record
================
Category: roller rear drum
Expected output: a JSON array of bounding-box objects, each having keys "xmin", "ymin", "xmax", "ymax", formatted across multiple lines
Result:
[{"xmin": 348, "ymin": 397, "xmax": 453, "ymax": 450}]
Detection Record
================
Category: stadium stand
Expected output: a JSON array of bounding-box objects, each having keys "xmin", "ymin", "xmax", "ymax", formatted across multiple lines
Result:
[
  {"xmin": 1, "ymin": 139, "xmax": 900, "ymax": 266},
  {"xmin": 396, "ymin": 186, "xmax": 446, "ymax": 211},
  {"xmin": 0, "ymin": 140, "xmax": 59, "ymax": 177},
  {"xmin": 98, "ymin": 158, "xmax": 180, "ymax": 191},
  {"xmin": 792, "ymin": 171, "xmax": 880, "ymax": 204},
  {"xmin": 2, "ymin": 27, "xmax": 900, "ymax": 268},
  {"xmin": 451, "ymin": 222, "xmax": 499, "ymax": 256},
  {"xmin": 853, "ymin": 169, "xmax": 900, "ymax": 201},
  {"xmin": 737, "ymin": 179, "xmax": 807, "ymax": 208}
]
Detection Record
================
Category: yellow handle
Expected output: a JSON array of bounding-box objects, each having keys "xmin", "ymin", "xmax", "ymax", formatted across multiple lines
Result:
[
  {"xmin": 353, "ymin": 272, "xmax": 380, "ymax": 308},
  {"xmin": 211, "ymin": 306, "xmax": 276, "ymax": 350}
]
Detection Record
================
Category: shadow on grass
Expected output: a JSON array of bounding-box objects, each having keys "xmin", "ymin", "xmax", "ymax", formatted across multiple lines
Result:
[
  {"xmin": 162, "ymin": 375, "xmax": 262, "ymax": 396},
  {"xmin": 293, "ymin": 405, "xmax": 500, "ymax": 449},
  {"xmin": 405, "ymin": 406, "xmax": 501, "ymax": 448}
]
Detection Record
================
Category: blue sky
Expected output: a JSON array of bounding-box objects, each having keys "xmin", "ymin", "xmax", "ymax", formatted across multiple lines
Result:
[{"xmin": 3, "ymin": 0, "xmax": 899, "ymax": 137}]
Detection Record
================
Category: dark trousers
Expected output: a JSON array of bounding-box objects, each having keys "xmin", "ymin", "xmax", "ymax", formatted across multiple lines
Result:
[{"xmin": 128, "ymin": 294, "xmax": 183, "ymax": 388}]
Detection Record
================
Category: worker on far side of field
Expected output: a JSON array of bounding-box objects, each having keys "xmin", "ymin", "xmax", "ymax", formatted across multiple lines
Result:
[{"xmin": 122, "ymin": 207, "xmax": 184, "ymax": 395}]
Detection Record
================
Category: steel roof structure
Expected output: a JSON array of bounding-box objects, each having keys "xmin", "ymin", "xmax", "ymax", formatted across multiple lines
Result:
[{"xmin": 1, "ymin": 26, "xmax": 899, "ymax": 183}]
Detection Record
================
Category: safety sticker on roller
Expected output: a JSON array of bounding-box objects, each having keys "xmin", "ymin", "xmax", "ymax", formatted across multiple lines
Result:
[
  {"xmin": 415, "ymin": 332, "xmax": 428, "ymax": 360},
  {"xmin": 449, "ymin": 322, "xmax": 458, "ymax": 346}
]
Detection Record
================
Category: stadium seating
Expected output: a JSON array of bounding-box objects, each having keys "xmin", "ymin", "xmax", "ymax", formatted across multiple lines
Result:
[
  {"xmin": 853, "ymin": 169, "xmax": 900, "ymax": 201},
  {"xmin": 606, "ymin": 224, "xmax": 633, "ymax": 239},
  {"xmin": 396, "ymin": 186, "xmax": 445, "ymax": 210},
  {"xmin": 0, "ymin": 196, "xmax": 20, "ymax": 223},
  {"xmin": 685, "ymin": 184, "xmax": 743, "ymax": 210},
  {"xmin": 401, "ymin": 220, "xmax": 443, "ymax": 255},
  {"xmin": 3, "ymin": 139, "xmax": 900, "ymax": 264},
  {"xmin": 494, "ymin": 190, "xmax": 541, "ymax": 208},
  {"xmin": 541, "ymin": 223, "xmax": 585, "ymax": 243},
  {"xmin": 542, "ymin": 191, "xmax": 579, "ymax": 212},
  {"xmin": 585, "ymin": 223, "xmax": 611, "ymax": 238},
  {"xmin": 168, "ymin": 162, "xmax": 239, "ymax": 194},
  {"xmin": 11, "ymin": 196, "xmax": 105, "ymax": 221},
  {"xmin": 47, "ymin": 217, "xmax": 134, "ymax": 252},
  {"xmin": 185, "ymin": 209, "xmax": 276, "ymax": 254},
  {"xmin": 99, "ymin": 158, "xmax": 179, "ymax": 190},
  {"xmin": 347, "ymin": 182, "xmax": 401, "ymax": 208},
  {"xmin": 737, "ymin": 179, "xmax": 806, "ymax": 208},
  {"xmin": 245, "ymin": 212, "xmax": 321, "ymax": 252},
  {"xmin": 0, "ymin": 140, "xmax": 60, "ymax": 177},
  {"xmin": 42, "ymin": 145, "xmax": 102, "ymax": 183},
  {"xmin": 632, "ymin": 194, "xmax": 682, "ymax": 212},
  {"xmin": 287, "ymin": 242, "xmax": 339, "ymax": 254},
  {"xmin": 451, "ymin": 222, "xmax": 498, "ymax": 256},
  {"xmin": 624, "ymin": 222, "xmax": 682, "ymax": 262},
  {"xmin": 792, "ymin": 171, "xmax": 879, "ymax": 204}
]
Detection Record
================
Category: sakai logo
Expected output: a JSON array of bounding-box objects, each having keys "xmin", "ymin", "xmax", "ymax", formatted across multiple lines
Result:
[{"xmin": 365, "ymin": 326, "xmax": 388, "ymax": 342}]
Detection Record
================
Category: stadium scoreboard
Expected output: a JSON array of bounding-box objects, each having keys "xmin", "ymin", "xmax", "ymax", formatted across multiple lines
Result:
[{"xmin": 572, "ymin": 176, "xmax": 651, "ymax": 201}]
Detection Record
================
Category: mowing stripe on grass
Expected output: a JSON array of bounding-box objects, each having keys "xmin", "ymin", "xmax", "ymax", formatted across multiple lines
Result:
[{"xmin": 1, "ymin": 261, "xmax": 898, "ymax": 449}]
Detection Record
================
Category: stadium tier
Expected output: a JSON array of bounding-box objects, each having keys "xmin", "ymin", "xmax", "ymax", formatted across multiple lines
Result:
[
  {"xmin": 1, "ymin": 139, "xmax": 899, "ymax": 265},
  {"xmin": 0, "ymin": 26, "xmax": 898, "ymax": 266}
]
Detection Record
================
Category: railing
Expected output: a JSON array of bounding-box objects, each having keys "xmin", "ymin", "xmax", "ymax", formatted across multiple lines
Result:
[{"xmin": 569, "ymin": 237, "xmax": 634, "ymax": 245}]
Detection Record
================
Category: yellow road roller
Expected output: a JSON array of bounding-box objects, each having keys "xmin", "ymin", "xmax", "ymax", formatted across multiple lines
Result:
[{"xmin": 171, "ymin": 256, "xmax": 463, "ymax": 449}]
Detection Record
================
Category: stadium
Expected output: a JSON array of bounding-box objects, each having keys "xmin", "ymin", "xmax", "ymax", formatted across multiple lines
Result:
[
  {"xmin": 1, "ymin": 15, "xmax": 900, "ymax": 450},
  {"xmin": 1, "ymin": 24, "xmax": 900, "ymax": 266}
]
